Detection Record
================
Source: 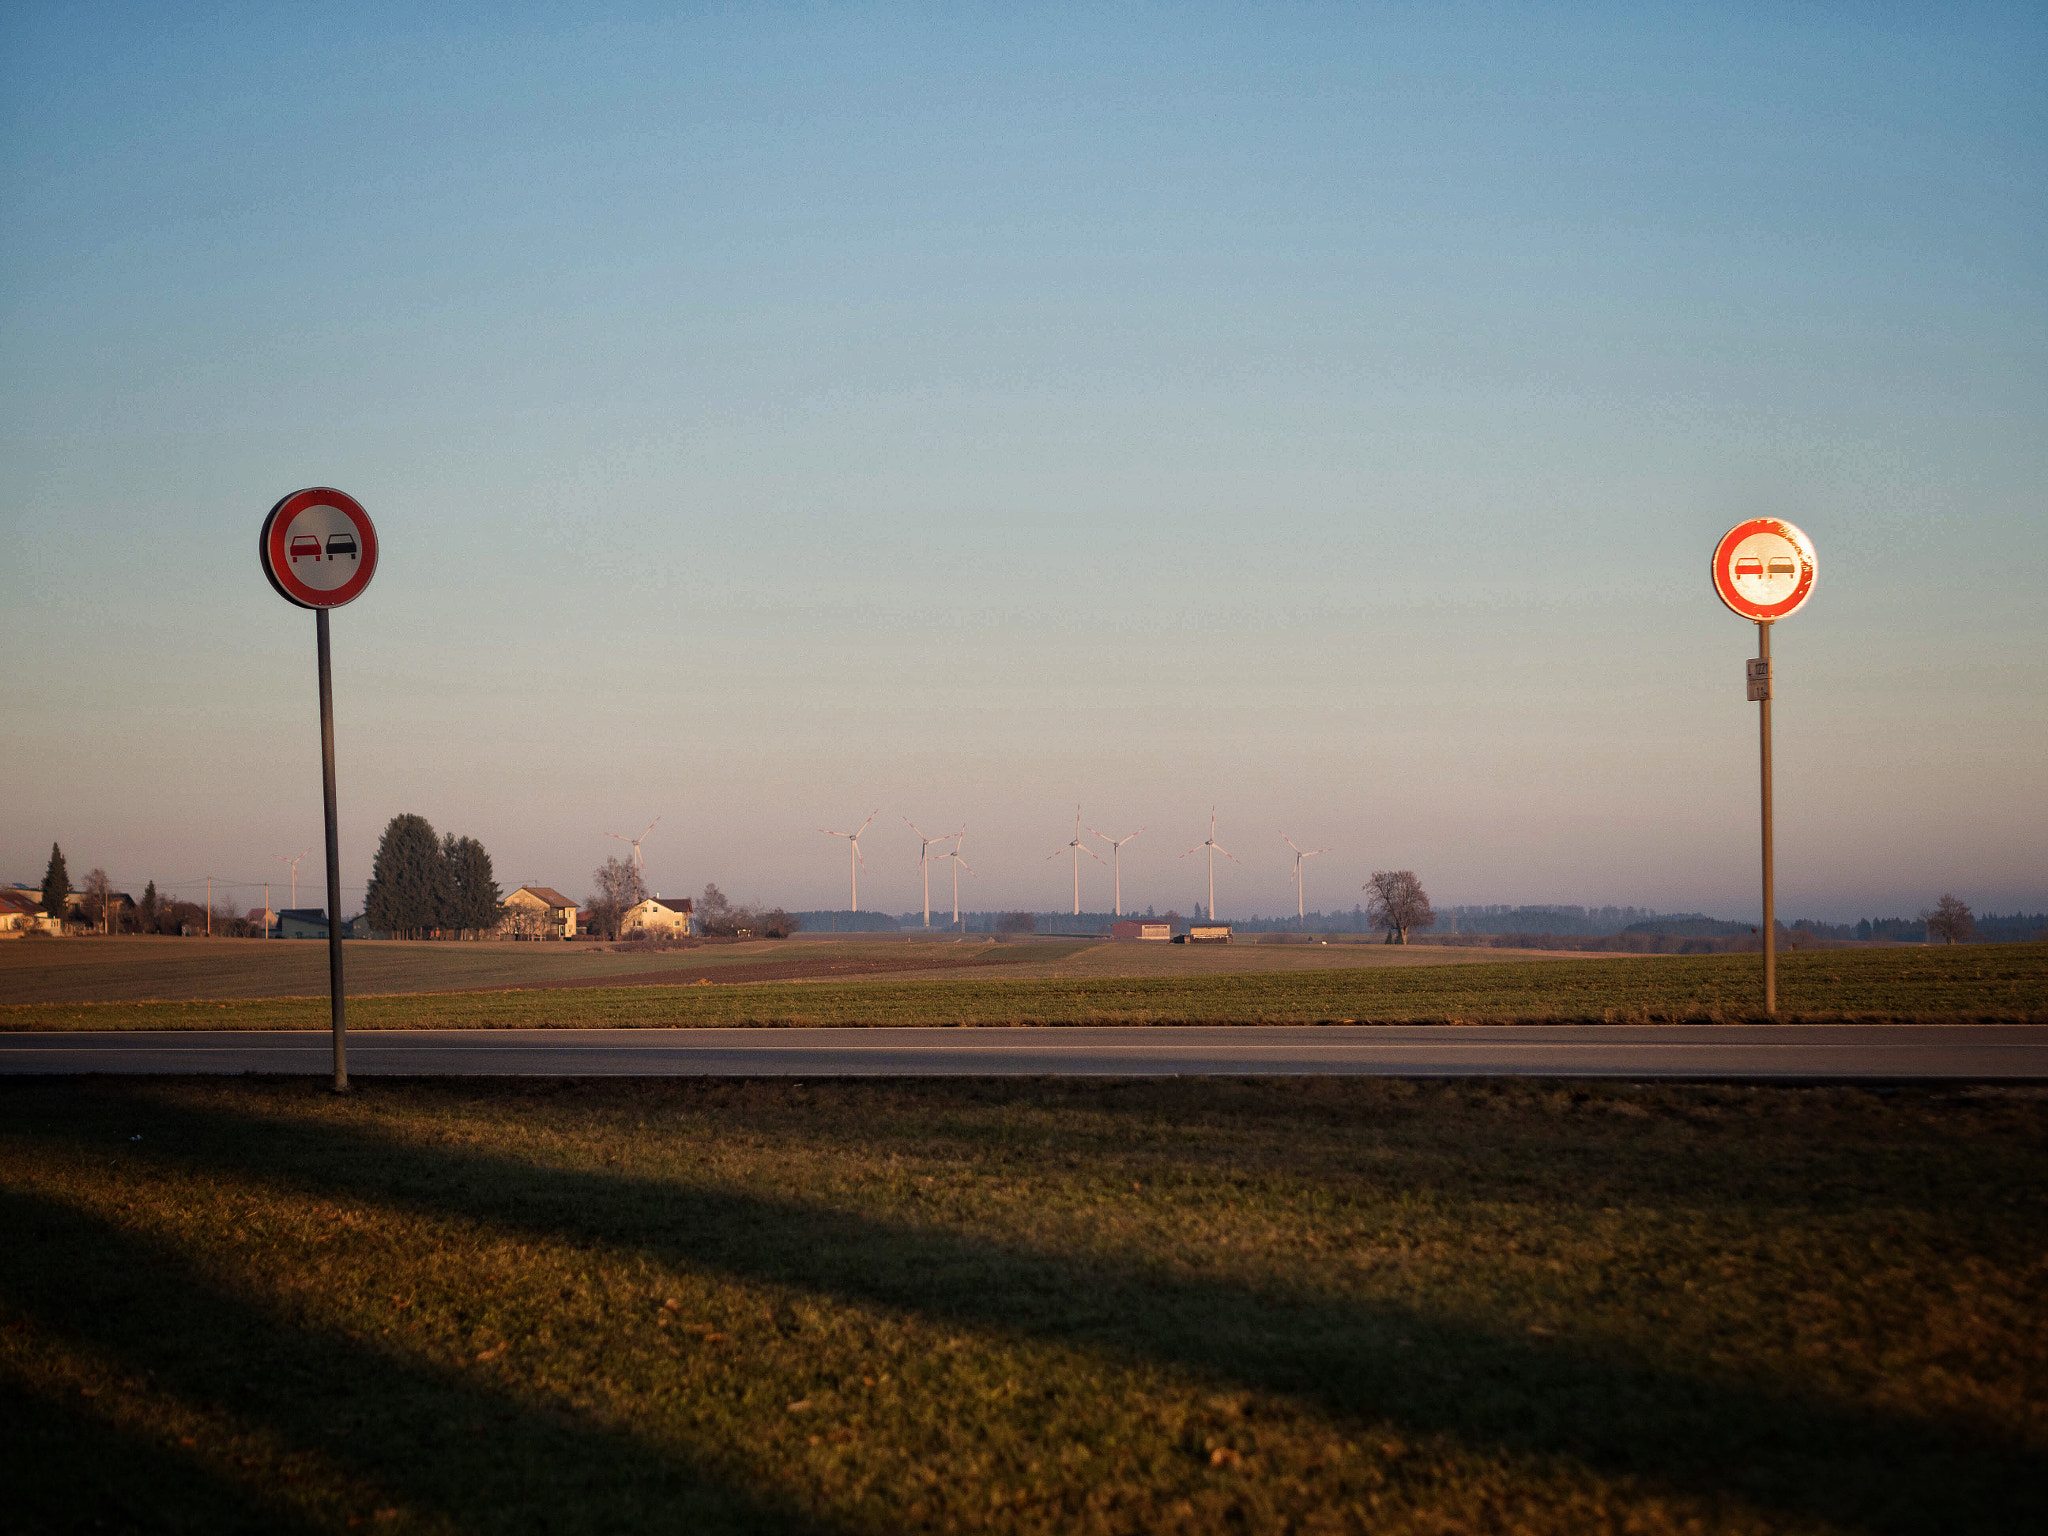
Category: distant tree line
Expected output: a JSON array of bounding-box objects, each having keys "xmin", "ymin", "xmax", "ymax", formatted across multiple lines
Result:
[
  {"xmin": 364, "ymin": 814, "xmax": 503, "ymax": 938},
  {"xmin": 695, "ymin": 884, "xmax": 800, "ymax": 939}
]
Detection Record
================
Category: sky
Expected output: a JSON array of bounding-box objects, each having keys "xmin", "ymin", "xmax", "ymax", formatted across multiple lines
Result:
[{"xmin": 4, "ymin": 2, "xmax": 2044, "ymax": 924}]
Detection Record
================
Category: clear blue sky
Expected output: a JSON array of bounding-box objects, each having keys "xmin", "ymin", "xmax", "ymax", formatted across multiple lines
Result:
[{"xmin": 4, "ymin": 3, "xmax": 2043, "ymax": 922}]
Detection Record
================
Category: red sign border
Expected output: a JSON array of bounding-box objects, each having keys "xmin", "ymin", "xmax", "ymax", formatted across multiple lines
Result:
[
  {"xmin": 1711, "ymin": 517, "xmax": 1815, "ymax": 622},
  {"xmin": 260, "ymin": 488, "xmax": 379, "ymax": 610}
]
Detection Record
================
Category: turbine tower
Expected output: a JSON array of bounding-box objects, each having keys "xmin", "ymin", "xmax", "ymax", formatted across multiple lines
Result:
[
  {"xmin": 1281, "ymin": 834, "xmax": 1331, "ymax": 922},
  {"xmin": 1046, "ymin": 804, "xmax": 1104, "ymax": 916},
  {"xmin": 904, "ymin": 817, "xmax": 955, "ymax": 930},
  {"xmin": 1089, "ymin": 825, "xmax": 1146, "ymax": 917},
  {"xmin": 819, "ymin": 811, "xmax": 877, "ymax": 913},
  {"xmin": 608, "ymin": 816, "xmax": 661, "ymax": 875},
  {"xmin": 274, "ymin": 849, "xmax": 311, "ymax": 912},
  {"xmin": 939, "ymin": 831, "xmax": 974, "ymax": 930},
  {"xmin": 1179, "ymin": 805, "xmax": 1238, "ymax": 921}
]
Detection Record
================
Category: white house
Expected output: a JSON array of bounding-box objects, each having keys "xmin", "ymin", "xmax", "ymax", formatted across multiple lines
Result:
[
  {"xmin": 620, "ymin": 896, "xmax": 694, "ymax": 939},
  {"xmin": 500, "ymin": 885, "xmax": 579, "ymax": 940}
]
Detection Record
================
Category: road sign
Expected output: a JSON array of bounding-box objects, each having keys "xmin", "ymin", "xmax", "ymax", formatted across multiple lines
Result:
[
  {"xmin": 1747, "ymin": 656, "xmax": 1771, "ymax": 701},
  {"xmin": 1711, "ymin": 517, "xmax": 1815, "ymax": 622},
  {"xmin": 259, "ymin": 488, "xmax": 378, "ymax": 609},
  {"xmin": 259, "ymin": 486, "xmax": 378, "ymax": 1093}
]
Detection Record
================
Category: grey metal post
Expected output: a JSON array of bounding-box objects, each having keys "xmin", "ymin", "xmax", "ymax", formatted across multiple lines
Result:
[
  {"xmin": 317, "ymin": 608, "xmax": 348, "ymax": 1091},
  {"xmin": 1758, "ymin": 620, "xmax": 1775, "ymax": 1016}
]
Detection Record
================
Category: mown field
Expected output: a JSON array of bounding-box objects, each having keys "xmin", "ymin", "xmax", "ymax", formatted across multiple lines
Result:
[
  {"xmin": 4, "ymin": 944, "xmax": 2043, "ymax": 1031},
  {"xmin": 3, "ymin": 1075, "xmax": 2042, "ymax": 1534}
]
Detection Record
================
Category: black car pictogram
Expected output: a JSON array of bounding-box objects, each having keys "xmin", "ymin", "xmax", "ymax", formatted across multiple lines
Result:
[{"xmin": 326, "ymin": 532, "xmax": 358, "ymax": 560}]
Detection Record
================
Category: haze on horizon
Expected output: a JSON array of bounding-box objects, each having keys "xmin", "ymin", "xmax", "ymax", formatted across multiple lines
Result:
[{"xmin": 3, "ymin": 4, "xmax": 2043, "ymax": 927}]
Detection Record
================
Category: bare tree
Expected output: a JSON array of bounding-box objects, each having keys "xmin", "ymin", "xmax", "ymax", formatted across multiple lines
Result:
[
  {"xmin": 697, "ymin": 882, "xmax": 732, "ymax": 929},
  {"xmin": 82, "ymin": 868, "xmax": 114, "ymax": 935},
  {"xmin": 1921, "ymin": 893, "xmax": 1975, "ymax": 945},
  {"xmin": 587, "ymin": 856, "xmax": 647, "ymax": 941},
  {"xmin": 1364, "ymin": 870, "xmax": 1435, "ymax": 945}
]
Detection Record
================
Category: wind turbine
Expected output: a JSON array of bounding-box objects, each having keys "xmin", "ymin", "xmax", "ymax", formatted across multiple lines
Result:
[
  {"xmin": 819, "ymin": 811, "xmax": 877, "ymax": 912},
  {"xmin": 1179, "ymin": 806, "xmax": 1238, "ymax": 921},
  {"xmin": 939, "ymin": 831, "xmax": 974, "ymax": 929},
  {"xmin": 275, "ymin": 849, "xmax": 311, "ymax": 912},
  {"xmin": 1089, "ymin": 825, "xmax": 1146, "ymax": 916},
  {"xmin": 1046, "ymin": 805, "xmax": 1104, "ymax": 916},
  {"xmin": 1281, "ymin": 834, "xmax": 1331, "ymax": 922},
  {"xmin": 608, "ymin": 816, "xmax": 661, "ymax": 876},
  {"xmin": 904, "ymin": 817, "xmax": 955, "ymax": 930}
]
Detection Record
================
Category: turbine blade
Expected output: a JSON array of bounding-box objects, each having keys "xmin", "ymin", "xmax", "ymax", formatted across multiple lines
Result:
[{"xmin": 957, "ymin": 858, "xmax": 975, "ymax": 876}]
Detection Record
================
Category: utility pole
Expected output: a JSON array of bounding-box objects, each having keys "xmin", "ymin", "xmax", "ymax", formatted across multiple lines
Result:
[{"xmin": 206, "ymin": 875, "xmax": 212, "ymax": 939}]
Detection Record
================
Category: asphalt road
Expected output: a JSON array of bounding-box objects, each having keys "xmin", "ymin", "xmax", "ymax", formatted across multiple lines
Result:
[{"xmin": 3, "ymin": 1025, "xmax": 2044, "ymax": 1079}]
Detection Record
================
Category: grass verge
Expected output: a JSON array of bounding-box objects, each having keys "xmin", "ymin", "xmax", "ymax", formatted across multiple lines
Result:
[
  {"xmin": 5, "ymin": 943, "xmax": 2044, "ymax": 1031},
  {"xmin": 3, "ymin": 1075, "xmax": 2043, "ymax": 1533}
]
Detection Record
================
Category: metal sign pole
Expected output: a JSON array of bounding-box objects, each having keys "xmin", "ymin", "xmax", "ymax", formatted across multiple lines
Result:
[
  {"xmin": 317, "ymin": 608, "xmax": 348, "ymax": 1091},
  {"xmin": 1757, "ymin": 619, "xmax": 1775, "ymax": 1017}
]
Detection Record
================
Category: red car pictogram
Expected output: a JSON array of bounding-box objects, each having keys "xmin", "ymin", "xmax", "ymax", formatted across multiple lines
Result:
[
  {"xmin": 1734, "ymin": 556, "xmax": 1764, "ymax": 581},
  {"xmin": 289, "ymin": 534, "xmax": 322, "ymax": 563}
]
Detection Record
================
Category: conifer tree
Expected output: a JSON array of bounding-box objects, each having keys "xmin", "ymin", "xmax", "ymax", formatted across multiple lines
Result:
[
  {"xmin": 365, "ymin": 814, "xmax": 442, "ymax": 938},
  {"xmin": 442, "ymin": 835, "xmax": 503, "ymax": 937},
  {"xmin": 40, "ymin": 843, "xmax": 69, "ymax": 920}
]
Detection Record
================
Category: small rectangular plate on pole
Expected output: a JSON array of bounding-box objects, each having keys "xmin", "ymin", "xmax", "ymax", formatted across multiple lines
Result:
[{"xmin": 1746, "ymin": 657, "xmax": 1771, "ymax": 702}]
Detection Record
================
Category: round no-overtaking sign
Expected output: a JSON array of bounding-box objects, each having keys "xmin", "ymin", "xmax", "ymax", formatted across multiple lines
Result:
[
  {"xmin": 1711, "ymin": 517, "xmax": 1816, "ymax": 622},
  {"xmin": 259, "ymin": 488, "xmax": 379, "ymax": 609}
]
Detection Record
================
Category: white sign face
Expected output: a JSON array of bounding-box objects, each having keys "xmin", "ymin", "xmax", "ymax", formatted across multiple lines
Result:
[
  {"xmin": 279, "ymin": 501, "xmax": 367, "ymax": 593},
  {"xmin": 1726, "ymin": 531, "xmax": 1804, "ymax": 609}
]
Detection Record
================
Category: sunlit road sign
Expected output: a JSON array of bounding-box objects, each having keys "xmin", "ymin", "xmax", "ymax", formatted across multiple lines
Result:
[
  {"xmin": 1711, "ymin": 517, "xmax": 1816, "ymax": 622},
  {"xmin": 259, "ymin": 488, "xmax": 379, "ymax": 609},
  {"xmin": 1747, "ymin": 657, "xmax": 1771, "ymax": 701}
]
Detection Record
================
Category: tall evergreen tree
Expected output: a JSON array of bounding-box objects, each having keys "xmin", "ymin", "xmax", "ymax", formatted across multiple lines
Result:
[
  {"xmin": 442, "ymin": 834, "xmax": 502, "ymax": 937},
  {"xmin": 365, "ymin": 814, "xmax": 442, "ymax": 938},
  {"xmin": 139, "ymin": 880, "xmax": 159, "ymax": 933},
  {"xmin": 40, "ymin": 843, "xmax": 70, "ymax": 920}
]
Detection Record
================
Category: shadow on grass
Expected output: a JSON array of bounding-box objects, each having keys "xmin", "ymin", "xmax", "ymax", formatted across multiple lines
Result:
[
  {"xmin": 0, "ymin": 1186, "xmax": 852, "ymax": 1535},
  {"xmin": 0, "ymin": 1372, "xmax": 326, "ymax": 1535},
  {"xmin": 6, "ymin": 1078, "xmax": 2043, "ymax": 1534}
]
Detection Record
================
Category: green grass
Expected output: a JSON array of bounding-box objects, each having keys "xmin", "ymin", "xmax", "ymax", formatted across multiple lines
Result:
[
  {"xmin": 3, "ymin": 1076, "xmax": 2043, "ymax": 1533},
  {"xmin": 6, "ymin": 943, "xmax": 2044, "ymax": 1031}
]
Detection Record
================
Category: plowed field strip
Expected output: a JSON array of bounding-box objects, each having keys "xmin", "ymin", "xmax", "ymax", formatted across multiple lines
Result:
[{"xmin": 455, "ymin": 945, "xmax": 1063, "ymax": 991}]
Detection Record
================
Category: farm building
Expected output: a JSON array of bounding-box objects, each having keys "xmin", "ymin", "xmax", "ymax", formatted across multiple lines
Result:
[
  {"xmin": 620, "ymin": 896, "xmax": 694, "ymax": 939},
  {"xmin": 1175, "ymin": 922, "xmax": 1233, "ymax": 944},
  {"xmin": 500, "ymin": 885, "xmax": 579, "ymax": 940},
  {"xmin": 278, "ymin": 910, "xmax": 371, "ymax": 940},
  {"xmin": 0, "ymin": 889, "xmax": 51, "ymax": 935},
  {"xmin": 1110, "ymin": 919, "xmax": 1172, "ymax": 941}
]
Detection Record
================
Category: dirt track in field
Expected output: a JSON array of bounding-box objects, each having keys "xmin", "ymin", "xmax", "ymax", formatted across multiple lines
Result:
[{"xmin": 455, "ymin": 944, "xmax": 1063, "ymax": 991}]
